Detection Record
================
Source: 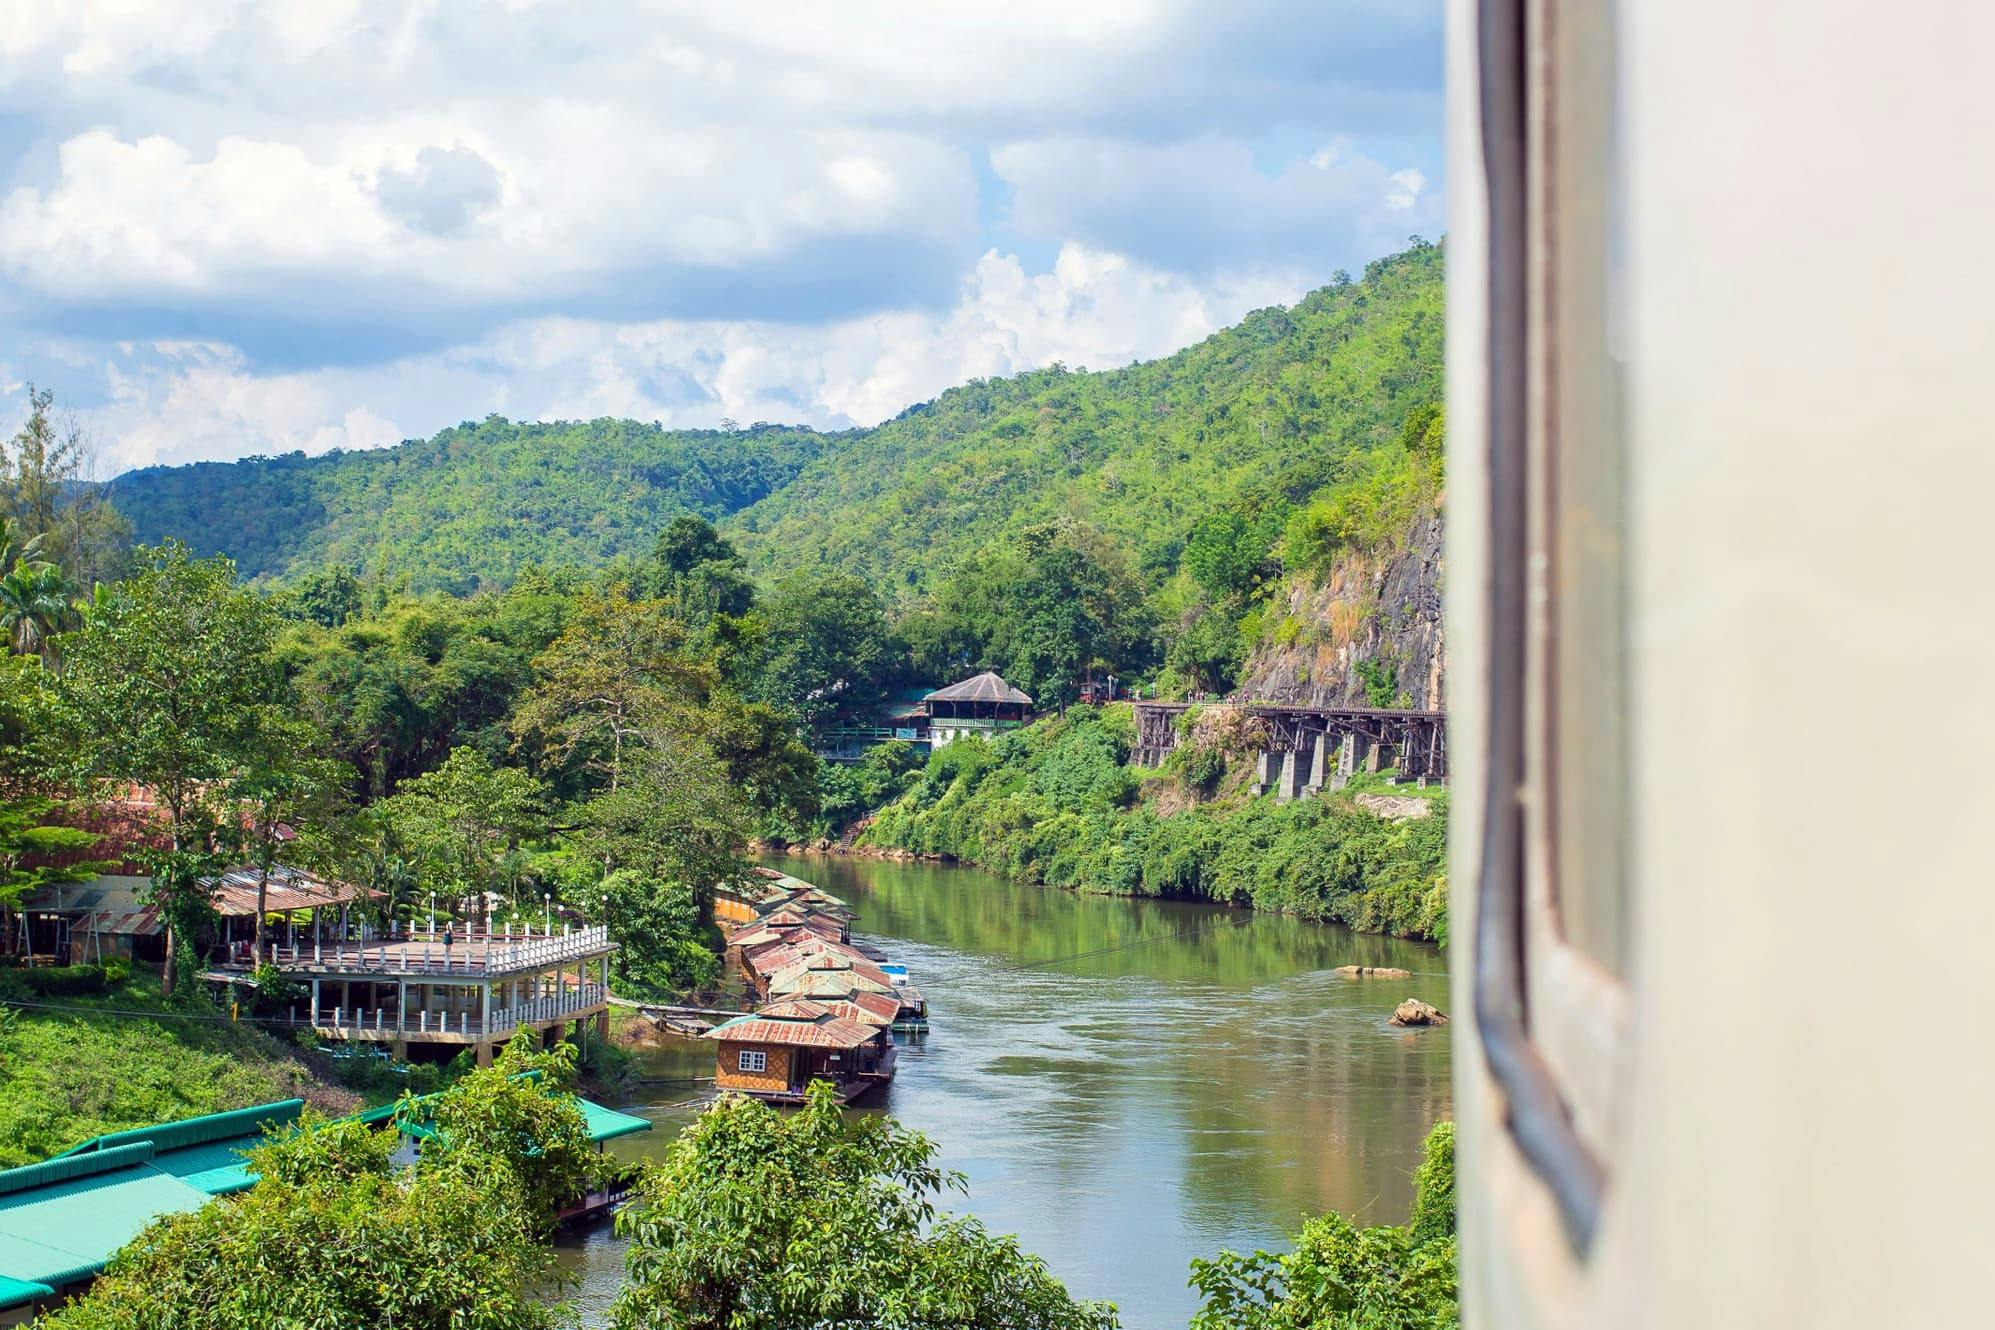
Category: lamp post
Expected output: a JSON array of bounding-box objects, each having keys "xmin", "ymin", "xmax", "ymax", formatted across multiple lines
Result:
[
  {"xmin": 542, "ymin": 892, "xmax": 551, "ymax": 935},
  {"xmin": 427, "ymin": 892, "xmax": 436, "ymax": 935}
]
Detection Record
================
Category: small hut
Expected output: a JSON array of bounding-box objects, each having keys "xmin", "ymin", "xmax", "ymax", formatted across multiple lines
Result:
[{"xmin": 705, "ymin": 1000, "xmax": 897, "ymax": 1103}]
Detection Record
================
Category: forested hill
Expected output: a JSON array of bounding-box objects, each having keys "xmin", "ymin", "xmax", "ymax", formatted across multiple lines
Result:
[
  {"xmin": 731, "ymin": 242, "xmax": 1442, "ymax": 597},
  {"xmin": 106, "ymin": 241, "xmax": 1441, "ymax": 595},
  {"xmin": 109, "ymin": 418, "xmax": 837, "ymax": 592}
]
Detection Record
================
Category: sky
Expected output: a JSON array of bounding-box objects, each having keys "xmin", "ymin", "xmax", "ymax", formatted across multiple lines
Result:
[{"xmin": 0, "ymin": 1, "xmax": 1443, "ymax": 477}]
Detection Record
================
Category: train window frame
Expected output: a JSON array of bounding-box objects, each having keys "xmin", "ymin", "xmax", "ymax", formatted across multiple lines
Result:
[
  {"xmin": 738, "ymin": 1049, "xmax": 766, "ymax": 1073},
  {"xmin": 1522, "ymin": 0, "xmax": 1636, "ymax": 1164},
  {"xmin": 1472, "ymin": 0, "xmax": 1632, "ymax": 1257}
]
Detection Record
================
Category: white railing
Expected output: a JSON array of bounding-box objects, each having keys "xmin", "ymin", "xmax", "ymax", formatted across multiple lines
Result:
[
  {"xmin": 256, "ymin": 924, "xmax": 613, "ymax": 977},
  {"xmin": 300, "ymin": 983, "xmax": 608, "ymax": 1038}
]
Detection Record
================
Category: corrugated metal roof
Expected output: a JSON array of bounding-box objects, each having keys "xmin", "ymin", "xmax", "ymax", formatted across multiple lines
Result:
[
  {"xmin": 0, "ymin": 1274, "xmax": 54, "ymax": 1311},
  {"xmin": 574, "ymin": 1099, "xmax": 653, "ymax": 1144},
  {"xmin": 58, "ymin": 1099, "xmax": 302, "ymax": 1161},
  {"xmin": 703, "ymin": 1000, "xmax": 879, "ymax": 1049},
  {"xmin": 200, "ymin": 864, "xmax": 376, "ymax": 916},
  {"xmin": 0, "ymin": 1145, "xmax": 212, "ymax": 1292},
  {"xmin": 924, "ymin": 671, "xmax": 1033, "ymax": 705}
]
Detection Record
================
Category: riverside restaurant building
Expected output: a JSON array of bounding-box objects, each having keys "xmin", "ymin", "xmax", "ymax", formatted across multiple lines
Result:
[{"xmin": 209, "ymin": 920, "xmax": 615, "ymax": 1066}]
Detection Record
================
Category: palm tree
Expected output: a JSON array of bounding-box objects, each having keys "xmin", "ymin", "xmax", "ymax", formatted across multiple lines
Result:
[{"xmin": 0, "ymin": 561, "xmax": 72, "ymax": 663}]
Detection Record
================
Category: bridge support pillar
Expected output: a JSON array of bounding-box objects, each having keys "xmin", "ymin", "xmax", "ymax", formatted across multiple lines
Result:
[
  {"xmin": 1252, "ymin": 749, "xmax": 1281, "ymax": 796},
  {"xmin": 1277, "ymin": 748, "xmax": 1307, "ymax": 802},
  {"xmin": 1334, "ymin": 733, "xmax": 1368, "ymax": 790},
  {"xmin": 1303, "ymin": 732, "xmax": 1328, "ymax": 796}
]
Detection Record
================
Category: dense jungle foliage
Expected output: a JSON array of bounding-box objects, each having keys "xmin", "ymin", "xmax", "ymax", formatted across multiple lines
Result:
[
  {"xmin": 733, "ymin": 242, "xmax": 1442, "ymax": 603},
  {"xmin": 857, "ymin": 706, "xmax": 1449, "ymax": 942},
  {"xmin": 110, "ymin": 418, "xmax": 831, "ymax": 592}
]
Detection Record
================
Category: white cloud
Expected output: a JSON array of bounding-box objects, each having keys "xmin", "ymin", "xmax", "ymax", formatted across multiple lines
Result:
[
  {"xmin": 994, "ymin": 134, "xmax": 1443, "ymax": 273},
  {"xmin": 51, "ymin": 244, "xmax": 1304, "ymax": 473},
  {"xmin": 0, "ymin": 1, "xmax": 1442, "ymax": 467}
]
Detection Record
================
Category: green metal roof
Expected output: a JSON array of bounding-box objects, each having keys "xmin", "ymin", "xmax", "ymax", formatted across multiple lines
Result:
[
  {"xmin": 575, "ymin": 1098, "xmax": 653, "ymax": 1143},
  {"xmin": 0, "ymin": 1275, "xmax": 54, "ymax": 1312},
  {"xmin": 396, "ymin": 1092, "xmax": 651, "ymax": 1147},
  {"xmin": 54, "ymin": 1098, "xmax": 303, "ymax": 1197},
  {"xmin": 56, "ymin": 1099, "xmax": 303, "ymax": 1161},
  {"xmin": 0, "ymin": 1144, "xmax": 211, "ymax": 1294}
]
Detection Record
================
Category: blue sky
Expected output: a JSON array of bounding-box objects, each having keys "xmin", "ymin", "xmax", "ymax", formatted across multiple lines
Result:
[{"xmin": 0, "ymin": 1, "xmax": 1442, "ymax": 475}]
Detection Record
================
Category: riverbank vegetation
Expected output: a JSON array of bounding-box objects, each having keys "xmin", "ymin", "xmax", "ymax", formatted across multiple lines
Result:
[
  {"xmin": 855, "ymin": 706, "xmax": 1449, "ymax": 942},
  {"xmin": 1191, "ymin": 1121, "xmax": 1458, "ymax": 1330}
]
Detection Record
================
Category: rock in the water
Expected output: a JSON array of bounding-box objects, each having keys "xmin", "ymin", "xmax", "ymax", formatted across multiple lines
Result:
[
  {"xmin": 1334, "ymin": 965, "xmax": 1413, "ymax": 979},
  {"xmin": 1389, "ymin": 998, "xmax": 1449, "ymax": 1027}
]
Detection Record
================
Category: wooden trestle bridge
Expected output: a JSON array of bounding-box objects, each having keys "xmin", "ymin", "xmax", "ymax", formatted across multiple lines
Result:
[{"xmin": 1133, "ymin": 700, "xmax": 1447, "ymax": 796}]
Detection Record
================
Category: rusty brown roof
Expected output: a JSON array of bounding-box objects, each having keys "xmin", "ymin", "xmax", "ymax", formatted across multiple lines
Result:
[
  {"xmin": 201, "ymin": 865, "xmax": 377, "ymax": 917},
  {"xmin": 704, "ymin": 1000, "xmax": 878, "ymax": 1049}
]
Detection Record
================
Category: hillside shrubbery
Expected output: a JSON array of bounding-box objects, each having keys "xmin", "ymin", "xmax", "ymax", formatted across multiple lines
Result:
[{"xmin": 861, "ymin": 707, "xmax": 1448, "ymax": 941}]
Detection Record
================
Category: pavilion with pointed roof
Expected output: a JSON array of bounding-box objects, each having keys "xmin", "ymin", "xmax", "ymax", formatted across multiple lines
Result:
[{"xmin": 922, "ymin": 671, "xmax": 1033, "ymax": 748}]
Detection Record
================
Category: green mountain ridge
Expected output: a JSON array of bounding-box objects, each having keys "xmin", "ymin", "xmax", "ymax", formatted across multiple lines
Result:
[{"xmin": 107, "ymin": 242, "xmax": 1442, "ymax": 599}]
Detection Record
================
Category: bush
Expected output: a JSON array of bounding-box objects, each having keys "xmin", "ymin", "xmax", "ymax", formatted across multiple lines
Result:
[{"xmin": 8, "ymin": 964, "xmax": 109, "ymax": 997}]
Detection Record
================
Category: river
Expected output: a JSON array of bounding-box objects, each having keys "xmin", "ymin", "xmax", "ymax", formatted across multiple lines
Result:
[{"xmin": 555, "ymin": 854, "xmax": 1453, "ymax": 1330}]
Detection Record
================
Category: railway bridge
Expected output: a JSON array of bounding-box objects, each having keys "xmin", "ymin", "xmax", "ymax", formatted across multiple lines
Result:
[{"xmin": 1133, "ymin": 700, "xmax": 1447, "ymax": 798}]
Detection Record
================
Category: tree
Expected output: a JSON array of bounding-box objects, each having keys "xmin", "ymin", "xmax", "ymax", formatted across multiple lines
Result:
[
  {"xmin": 1189, "ymin": 1120, "xmax": 1457, "ymax": 1330},
  {"xmin": 1, "ymin": 386, "xmax": 129, "ymax": 586},
  {"xmin": 0, "ymin": 559, "xmax": 72, "ymax": 662},
  {"xmin": 293, "ymin": 565, "xmax": 364, "ymax": 627},
  {"xmin": 0, "ymin": 793, "xmax": 107, "ymax": 913},
  {"xmin": 749, "ymin": 572, "xmax": 896, "ymax": 728},
  {"xmin": 406, "ymin": 1034, "xmax": 605, "ymax": 1230},
  {"xmin": 926, "ymin": 521, "xmax": 1155, "ymax": 707},
  {"xmin": 231, "ymin": 707, "xmax": 350, "ymax": 964},
  {"xmin": 611, "ymin": 1082, "xmax": 1120, "ymax": 1330},
  {"xmin": 39, "ymin": 1049, "xmax": 593, "ymax": 1330},
  {"xmin": 375, "ymin": 745, "xmax": 545, "ymax": 921},
  {"xmin": 509, "ymin": 587, "xmax": 709, "ymax": 794},
  {"xmin": 52, "ymin": 542, "xmax": 278, "ymax": 994}
]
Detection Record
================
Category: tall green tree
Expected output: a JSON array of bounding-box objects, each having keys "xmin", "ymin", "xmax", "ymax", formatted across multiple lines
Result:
[
  {"xmin": 2, "ymin": 386, "xmax": 129, "ymax": 586},
  {"xmin": 612, "ymin": 1083, "xmax": 1121, "ymax": 1330},
  {"xmin": 375, "ymin": 745, "xmax": 545, "ymax": 921},
  {"xmin": 922, "ymin": 520, "xmax": 1154, "ymax": 706},
  {"xmin": 509, "ymin": 587, "xmax": 708, "ymax": 794},
  {"xmin": 748, "ymin": 571, "xmax": 895, "ymax": 728},
  {"xmin": 231, "ymin": 706, "xmax": 350, "ymax": 963},
  {"xmin": 53, "ymin": 542, "xmax": 278, "ymax": 994}
]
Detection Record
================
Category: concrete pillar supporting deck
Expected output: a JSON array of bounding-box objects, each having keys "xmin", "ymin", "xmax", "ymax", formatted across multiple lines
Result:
[
  {"xmin": 1303, "ymin": 731, "xmax": 1328, "ymax": 796},
  {"xmin": 1253, "ymin": 749, "xmax": 1281, "ymax": 796},
  {"xmin": 476, "ymin": 1039, "xmax": 494, "ymax": 1068},
  {"xmin": 1277, "ymin": 748, "xmax": 1306, "ymax": 802}
]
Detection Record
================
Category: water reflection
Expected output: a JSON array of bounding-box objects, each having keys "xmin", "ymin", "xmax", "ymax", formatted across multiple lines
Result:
[{"xmin": 556, "ymin": 853, "xmax": 1452, "ymax": 1330}]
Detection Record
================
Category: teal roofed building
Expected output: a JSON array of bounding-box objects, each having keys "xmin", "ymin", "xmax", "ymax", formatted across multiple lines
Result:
[{"xmin": 0, "ymin": 1089, "xmax": 650, "ymax": 1321}]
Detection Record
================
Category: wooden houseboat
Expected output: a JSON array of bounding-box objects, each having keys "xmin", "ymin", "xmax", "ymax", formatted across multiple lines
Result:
[{"xmin": 705, "ymin": 999, "xmax": 897, "ymax": 1104}]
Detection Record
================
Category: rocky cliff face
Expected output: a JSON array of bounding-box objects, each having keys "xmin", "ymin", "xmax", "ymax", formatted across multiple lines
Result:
[{"xmin": 1237, "ymin": 505, "xmax": 1444, "ymax": 710}]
